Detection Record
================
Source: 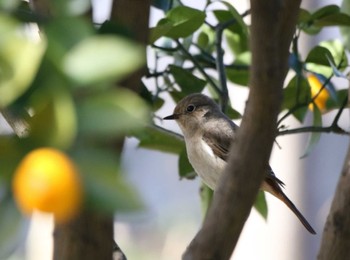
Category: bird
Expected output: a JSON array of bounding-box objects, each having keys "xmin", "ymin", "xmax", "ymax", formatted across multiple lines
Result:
[{"xmin": 163, "ymin": 93, "xmax": 316, "ymax": 234}]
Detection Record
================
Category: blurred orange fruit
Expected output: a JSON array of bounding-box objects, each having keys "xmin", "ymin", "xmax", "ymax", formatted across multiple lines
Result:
[
  {"xmin": 307, "ymin": 73, "xmax": 330, "ymax": 112},
  {"xmin": 12, "ymin": 148, "xmax": 83, "ymax": 223}
]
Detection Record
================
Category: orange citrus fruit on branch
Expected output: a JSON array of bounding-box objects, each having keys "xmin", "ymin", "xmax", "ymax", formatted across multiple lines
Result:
[
  {"xmin": 12, "ymin": 148, "xmax": 83, "ymax": 223},
  {"xmin": 307, "ymin": 73, "xmax": 330, "ymax": 112}
]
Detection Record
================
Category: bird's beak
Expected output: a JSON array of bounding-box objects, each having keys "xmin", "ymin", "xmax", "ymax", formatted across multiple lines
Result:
[{"xmin": 163, "ymin": 114, "xmax": 179, "ymax": 120}]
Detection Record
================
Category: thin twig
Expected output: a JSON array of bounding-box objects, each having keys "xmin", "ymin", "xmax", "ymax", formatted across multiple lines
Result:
[
  {"xmin": 278, "ymin": 125, "xmax": 349, "ymax": 136},
  {"xmin": 175, "ymin": 39, "xmax": 222, "ymax": 95},
  {"xmin": 215, "ymin": 22, "xmax": 230, "ymax": 112},
  {"xmin": 331, "ymin": 94, "xmax": 348, "ymax": 128},
  {"xmin": 214, "ymin": 9, "xmax": 251, "ymax": 111}
]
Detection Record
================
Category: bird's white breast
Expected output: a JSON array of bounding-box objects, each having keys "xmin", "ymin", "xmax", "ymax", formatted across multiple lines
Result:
[{"xmin": 185, "ymin": 137, "xmax": 226, "ymax": 190}]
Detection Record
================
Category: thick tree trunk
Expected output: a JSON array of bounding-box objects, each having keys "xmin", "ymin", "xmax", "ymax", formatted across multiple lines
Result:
[
  {"xmin": 111, "ymin": 0, "xmax": 151, "ymax": 93},
  {"xmin": 317, "ymin": 84, "xmax": 350, "ymax": 260},
  {"xmin": 183, "ymin": 0, "xmax": 301, "ymax": 259},
  {"xmin": 53, "ymin": 212, "xmax": 114, "ymax": 260}
]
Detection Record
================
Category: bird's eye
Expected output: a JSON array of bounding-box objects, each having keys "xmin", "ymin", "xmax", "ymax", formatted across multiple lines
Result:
[{"xmin": 186, "ymin": 104, "xmax": 195, "ymax": 112}]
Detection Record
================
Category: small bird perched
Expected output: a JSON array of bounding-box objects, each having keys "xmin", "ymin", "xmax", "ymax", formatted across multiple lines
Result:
[{"xmin": 163, "ymin": 93, "xmax": 316, "ymax": 234}]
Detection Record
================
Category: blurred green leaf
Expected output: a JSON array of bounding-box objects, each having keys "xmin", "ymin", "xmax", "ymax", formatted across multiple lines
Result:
[
  {"xmin": 43, "ymin": 0, "xmax": 91, "ymax": 17},
  {"xmin": 0, "ymin": 14, "xmax": 46, "ymax": 108},
  {"xmin": 135, "ymin": 125, "xmax": 184, "ymax": 154},
  {"xmin": 301, "ymin": 104, "xmax": 322, "ymax": 158},
  {"xmin": 178, "ymin": 148, "xmax": 196, "ymax": 179},
  {"xmin": 29, "ymin": 82, "xmax": 77, "ymax": 150},
  {"xmin": 169, "ymin": 65, "xmax": 206, "ymax": 94},
  {"xmin": 77, "ymin": 89, "xmax": 150, "ymax": 138},
  {"xmin": 0, "ymin": 136, "xmax": 27, "ymax": 181},
  {"xmin": 254, "ymin": 191, "xmax": 268, "ymax": 220},
  {"xmin": 150, "ymin": 6, "xmax": 206, "ymax": 43},
  {"xmin": 0, "ymin": 0, "xmax": 20, "ymax": 10},
  {"xmin": 282, "ymin": 75, "xmax": 311, "ymax": 122},
  {"xmin": 311, "ymin": 5, "xmax": 350, "ymax": 27},
  {"xmin": 64, "ymin": 35, "xmax": 145, "ymax": 85},
  {"xmin": 0, "ymin": 196, "xmax": 28, "ymax": 259},
  {"xmin": 299, "ymin": 5, "xmax": 350, "ymax": 34},
  {"xmin": 298, "ymin": 8, "xmax": 322, "ymax": 35},
  {"xmin": 200, "ymin": 183, "xmax": 213, "ymax": 217},
  {"xmin": 45, "ymin": 17, "xmax": 93, "ymax": 66},
  {"xmin": 72, "ymin": 148, "xmax": 142, "ymax": 212},
  {"xmin": 340, "ymin": 0, "xmax": 350, "ymax": 50},
  {"xmin": 196, "ymin": 24, "xmax": 216, "ymax": 53}
]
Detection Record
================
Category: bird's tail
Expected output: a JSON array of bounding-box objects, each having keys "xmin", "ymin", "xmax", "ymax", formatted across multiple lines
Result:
[
  {"xmin": 277, "ymin": 190, "xmax": 316, "ymax": 234},
  {"xmin": 262, "ymin": 177, "xmax": 316, "ymax": 235}
]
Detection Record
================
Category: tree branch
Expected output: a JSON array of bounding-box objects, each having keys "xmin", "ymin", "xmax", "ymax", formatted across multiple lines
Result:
[
  {"xmin": 215, "ymin": 10, "xmax": 251, "ymax": 112},
  {"xmin": 175, "ymin": 39, "xmax": 222, "ymax": 95},
  {"xmin": 183, "ymin": 0, "xmax": 301, "ymax": 259},
  {"xmin": 317, "ymin": 79, "xmax": 350, "ymax": 260}
]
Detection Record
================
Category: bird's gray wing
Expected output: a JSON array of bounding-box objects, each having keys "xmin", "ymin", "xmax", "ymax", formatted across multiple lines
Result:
[{"xmin": 202, "ymin": 121, "xmax": 235, "ymax": 162}]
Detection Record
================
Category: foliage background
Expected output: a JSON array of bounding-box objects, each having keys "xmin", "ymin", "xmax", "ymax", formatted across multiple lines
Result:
[{"xmin": 0, "ymin": 0, "xmax": 349, "ymax": 259}]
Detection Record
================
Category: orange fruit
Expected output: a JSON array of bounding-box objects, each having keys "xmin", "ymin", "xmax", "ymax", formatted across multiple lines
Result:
[
  {"xmin": 12, "ymin": 148, "xmax": 83, "ymax": 223},
  {"xmin": 307, "ymin": 73, "xmax": 330, "ymax": 112}
]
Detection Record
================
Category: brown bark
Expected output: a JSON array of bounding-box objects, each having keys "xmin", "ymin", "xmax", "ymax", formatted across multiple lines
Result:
[
  {"xmin": 110, "ymin": 0, "xmax": 151, "ymax": 93},
  {"xmin": 53, "ymin": 212, "xmax": 114, "ymax": 260},
  {"xmin": 183, "ymin": 1, "xmax": 302, "ymax": 259},
  {"xmin": 317, "ymin": 84, "xmax": 350, "ymax": 260}
]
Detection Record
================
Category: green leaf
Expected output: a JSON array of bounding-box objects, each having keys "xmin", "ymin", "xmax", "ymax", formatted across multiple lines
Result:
[
  {"xmin": 226, "ymin": 105, "xmax": 242, "ymax": 120},
  {"xmin": 298, "ymin": 8, "xmax": 311, "ymax": 24},
  {"xmin": 72, "ymin": 148, "xmax": 142, "ymax": 212},
  {"xmin": 77, "ymin": 89, "xmax": 150, "ymax": 139},
  {"xmin": 226, "ymin": 52, "xmax": 251, "ymax": 86},
  {"xmin": 213, "ymin": 9, "xmax": 248, "ymax": 55},
  {"xmin": 306, "ymin": 40, "xmax": 348, "ymax": 76},
  {"xmin": 63, "ymin": 35, "xmax": 145, "ymax": 85},
  {"xmin": 299, "ymin": 5, "xmax": 350, "ymax": 34},
  {"xmin": 282, "ymin": 75, "xmax": 311, "ymax": 123},
  {"xmin": 0, "ymin": 0, "xmax": 20, "ymax": 10},
  {"xmin": 0, "ymin": 14, "xmax": 46, "ymax": 108},
  {"xmin": 178, "ymin": 148, "xmax": 196, "ymax": 179},
  {"xmin": 325, "ymin": 89, "xmax": 348, "ymax": 112},
  {"xmin": 134, "ymin": 125, "xmax": 184, "ymax": 154},
  {"xmin": 223, "ymin": 2, "xmax": 248, "ymax": 33},
  {"xmin": 169, "ymin": 65, "xmax": 206, "ymax": 94},
  {"xmin": 200, "ymin": 183, "xmax": 213, "ymax": 217},
  {"xmin": 254, "ymin": 191, "xmax": 268, "ymax": 220},
  {"xmin": 301, "ymin": 104, "xmax": 322, "ymax": 158},
  {"xmin": 150, "ymin": 6, "xmax": 206, "ymax": 43},
  {"xmin": 340, "ymin": 0, "xmax": 350, "ymax": 50},
  {"xmin": 140, "ymin": 84, "xmax": 165, "ymax": 111},
  {"xmin": 29, "ymin": 82, "xmax": 77, "ymax": 150},
  {"xmin": 45, "ymin": 17, "xmax": 93, "ymax": 66},
  {"xmin": 196, "ymin": 24, "xmax": 216, "ymax": 53},
  {"xmin": 42, "ymin": 0, "xmax": 91, "ymax": 17},
  {"xmin": 314, "ymin": 13, "xmax": 350, "ymax": 27},
  {"xmin": 197, "ymin": 31, "xmax": 210, "ymax": 50},
  {"xmin": 305, "ymin": 46, "xmax": 334, "ymax": 67}
]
